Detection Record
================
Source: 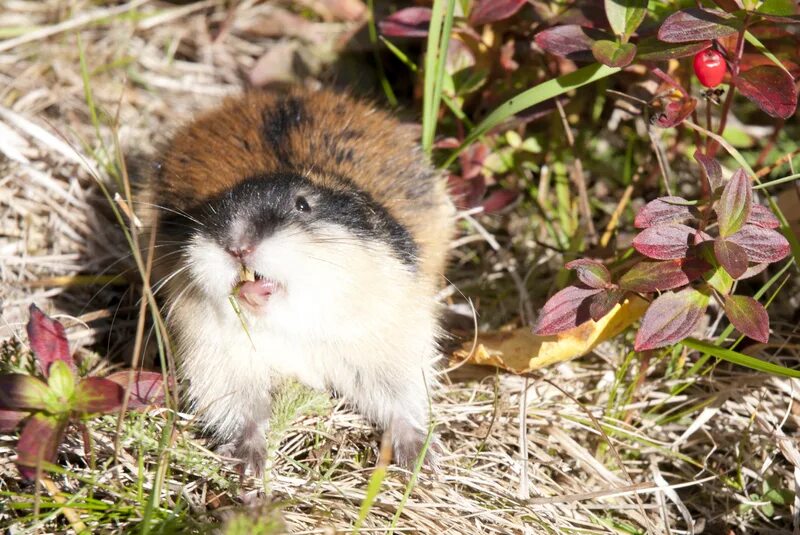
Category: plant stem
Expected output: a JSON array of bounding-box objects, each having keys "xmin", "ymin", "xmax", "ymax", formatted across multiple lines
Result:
[{"xmin": 708, "ymin": 18, "xmax": 749, "ymax": 157}]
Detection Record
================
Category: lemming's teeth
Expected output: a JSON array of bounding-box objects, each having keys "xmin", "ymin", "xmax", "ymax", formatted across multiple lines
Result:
[{"xmin": 240, "ymin": 265, "xmax": 255, "ymax": 282}]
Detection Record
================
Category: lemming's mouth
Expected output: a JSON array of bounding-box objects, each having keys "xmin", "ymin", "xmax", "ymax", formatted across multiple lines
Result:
[{"xmin": 233, "ymin": 266, "xmax": 280, "ymax": 311}]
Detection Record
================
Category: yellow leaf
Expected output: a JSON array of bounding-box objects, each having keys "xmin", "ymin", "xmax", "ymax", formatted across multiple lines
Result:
[{"xmin": 452, "ymin": 296, "xmax": 649, "ymax": 373}]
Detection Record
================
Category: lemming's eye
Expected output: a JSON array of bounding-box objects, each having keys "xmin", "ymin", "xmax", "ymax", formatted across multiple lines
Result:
[{"xmin": 295, "ymin": 196, "xmax": 311, "ymax": 212}]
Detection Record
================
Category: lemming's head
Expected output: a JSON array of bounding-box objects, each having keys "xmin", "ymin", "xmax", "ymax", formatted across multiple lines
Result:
[{"xmin": 159, "ymin": 171, "xmax": 418, "ymax": 332}]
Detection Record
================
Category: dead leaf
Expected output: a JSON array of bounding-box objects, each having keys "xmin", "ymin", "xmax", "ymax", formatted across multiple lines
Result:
[{"xmin": 452, "ymin": 296, "xmax": 648, "ymax": 373}]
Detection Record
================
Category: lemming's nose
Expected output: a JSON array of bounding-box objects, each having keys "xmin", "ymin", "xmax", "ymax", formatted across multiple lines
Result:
[{"xmin": 225, "ymin": 246, "xmax": 254, "ymax": 260}]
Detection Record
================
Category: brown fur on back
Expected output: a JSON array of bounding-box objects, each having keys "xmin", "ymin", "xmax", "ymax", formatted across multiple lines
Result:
[{"xmin": 153, "ymin": 88, "xmax": 452, "ymax": 282}]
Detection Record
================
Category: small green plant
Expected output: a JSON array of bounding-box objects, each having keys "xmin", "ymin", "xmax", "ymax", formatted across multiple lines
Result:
[{"xmin": 0, "ymin": 304, "xmax": 169, "ymax": 479}]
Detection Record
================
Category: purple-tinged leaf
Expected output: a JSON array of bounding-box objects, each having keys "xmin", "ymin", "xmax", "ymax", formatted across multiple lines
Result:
[
  {"xmin": 653, "ymin": 98, "xmax": 698, "ymax": 128},
  {"xmin": 636, "ymin": 38, "xmax": 711, "ymax": 61},
  {"xmin": 532, "ymin": 286, "xmax": 602, "ymax": 336},
  {"xmin": 16, "ymin": 413, "xmax": 68, "ymax": 480},
  {"xmin": 74, "ymin": 378, "xmax": 124, "ymax": 414},
  {"xmin": 717, "ymin": 168, "xmax": 752, "ymax": 237},
  {"xmin": 591, "ymin": 40, "xmax": 637, "ymax": 67},
  {"xmin": 605, "ymin": 0, "xmax": 648, "ymax": 39},
  {"xmin": 747, "ymin": 203, "xmax": 780, "ymax": 229},
  {"xmin": 106, "ymin": 370, "xmax": 171, "ymax": 409},
  {"xmin": 733, "ymin": 65, "xmax": 798, "ymax": 119},
  {"xmin": 589, "ymin": 289, "xmax": 625, "ymax": 321},
  {"xmin": 469, "ymin": 0, "xmax": 526, "ymax": 26},
  {"xmin": 723, "ymin": 295, "xmax": 770, "ymax": 343},
  {"xmin": 728, "ymin": 225, "xmax": 791, "ymax": 263},
  {"xmin": 657, "ymin": 8, "xmax": 741, "ymax": 43},
  {"xmin": 0, "ymin": 410, "xmax": 27, "ymax": 432},
  {"xmin": 565, "ymin": 259, "xmax": 612, "ymax": 289},
  {"xmin": 633, "ymin": 223, "xmax": 698, "ymax": 260},
  {"xmin": 0, "ymin": 374, "xmax": 50, "ymax": 411},
  {"xmin": 26, "ymin": 304, "xmax": 75, "ymax": 377},
  {"xmin": 694, "ymin": 150, "xmax": 724, "ymax": 191},
  {"xmin": 378, "ymin": 8, "xmax": 431, "ymax": 38},
  {"xmin": 619, "ymin": 257, "xmax": 710, "ymax": 293},
  {"xmin": 714, "ymin": 238, "xmax": 749, "ymax": 279},
  {"xmin": 534, "ymin": 25, "xmax": 610, "ymax": 61},
  {"xmin": 634, "ymin": 287, "xmax": 709, "ymax": 351},
  {"xmin": 635, "ymin": 196, "xmax": 695, "ymax": 228},
  {"xmin": 739, "ymin": 262, "xmax": 770, "ymax": 280}
]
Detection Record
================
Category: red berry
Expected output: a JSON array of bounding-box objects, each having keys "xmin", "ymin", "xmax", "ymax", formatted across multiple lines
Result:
[{"xmin": 693, "ymin": 49, "xmax": 726, "ymax": 88}]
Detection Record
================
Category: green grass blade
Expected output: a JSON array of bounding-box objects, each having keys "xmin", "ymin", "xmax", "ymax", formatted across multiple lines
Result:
[
  {"xmin": 422, "ymin": 0, "xmax": 456, "ymax": 154},
  {"xmin": 752, "ymin": 172, "xmax": 800, "ymax": 190},
  {"xmin": 367, "ymin": 0, "xmax": 397, "ymax": 107},
  {"xmin": 352, "ymin": 463, "xmax": 388, "ymax": 534},
  {"xmin": 681, "ymin": 338, "xmax": 800, "ymax": 378},
  {"xmin": 442, "ymin": 63, "xmax": 620, "ymax": 168},
  {"xmin": 744, "ymin": 31, "xmax": 790, "ymax": 73}
]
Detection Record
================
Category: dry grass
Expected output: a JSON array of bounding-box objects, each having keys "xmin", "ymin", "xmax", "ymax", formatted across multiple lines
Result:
[{"xmin": 1, "ymin": 1, "xmax": 799, "ymax": 533}]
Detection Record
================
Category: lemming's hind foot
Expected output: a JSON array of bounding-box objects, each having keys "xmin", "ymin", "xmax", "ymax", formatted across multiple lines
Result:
[
  {"xmin": 390, "ymin": 416, "xmax": 439, "ymax": 471},
  {"xmin": 216, "ymin": 421, "xmax": 268, "ymax": 477}
]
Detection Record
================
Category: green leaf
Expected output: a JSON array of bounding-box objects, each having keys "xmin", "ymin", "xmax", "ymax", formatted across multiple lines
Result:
[
  {"xmin": 442, "ymin": 63, "xmax": 620, "ymax": 168},
  {"xmin": 704, "ymin": 264, "xmax": 734, "ymax": 294},
  {"xmin": 757, "ymin": 0, "xmax": 796, "ymax": 16},
  {"xmin": 716, "ymin": 168, "xmax": 752, "ymax": 238},
  {"xmin": 605, "ymin": 0, "xmax": 647, "ymax": 40},
  {"xmin": 681, "ymin": 338, "xmax": 800, "ymax": 378},
  {"xmin": 0, "ymin": 375, "xmax": 51, "ymax": 411},
  {"xmin": 47, "ymin": 360, "xmax": 75, "ymax": 404},
  {"xmin": 591, "ymin": 40, "xmax": 637, "ymax": 67}
]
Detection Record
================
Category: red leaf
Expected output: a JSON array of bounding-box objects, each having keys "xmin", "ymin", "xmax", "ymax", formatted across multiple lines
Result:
[
  {"xmin": 74, "ymin": 378, "xmax": 125, "ymax": 414},
  {"xmin": 565, "ymin": 259, "xmax": 612, "ymax": 289},
  {"xmin": 723, "ymin": 295, "xmax": 770, "ymax": 343},
  {"xmin": 653, "ymin": 97, "xmax": 698, "ymax": 128},
  {"xmin": 534, "ymin": 25, "xmax": 609, "ymax": 61},
  {"xmin": 634, "ymin": 196, "xmax": 695, "ymax": 228},
  {"xmin": 619, "ymin": 258, "xmax": 710, "ymax": 293},
  {"xmin": 469, "ymin": 0, "xmax": 526, "ymax": 26},
  {"xmin": 533, "ymin": 286, "xmax": 602, "ymax": 336},
  {"xmin": 747, "ymin": 203, "xmax": 780, "ymax": 229},
  {"xmin": 589, "ymin": 289, "xmax": 625, "ymax": 321},
  {"xmin": 106, "ymin": 370, "xmax": 171, "ymax": 409},
  {"xmin": 634, "ymin": 287, "xmax": 709, "ymax": 351},
  {"xmin": 714, "ymin": 238, "xmax": 749, "ymax": 279},
  {"xmin": 633, "ymin": 224, "xmax": 698, "ymax": 260},
  {"xmin": 716, "ymin": 168, "xmax": 752, "ymax": 237},
  {"xmin": 481, "ymin": 189, "xmax": 518, "ymax": 213},
  {"xmin": 733, "ymin": 65, "xmax": 799, "ymax": 119},
  {"xmin": 16, "ymin": 413, "xmax": 68, "ymax": 480},
  {"xmin": 0, "ymin": 410, "xmax": 27, "ymax": 432},
  {"xmin": 378, "ymin": 8, "xmax": 431, "ymax": 38},
  {"xmin": 657, "ymin": 8, "xmax": 741, "ymax": 43},
  {"xmin": 636, "ymin": 38, "xmax": 711, "ymax": 61},
  {"xmin": 0, "ymin": 374, "xmax": 50, "ymax": 411},
  {"xmin": 591, "ymin": 40, "xmax": 637, "ymax": 68},
  {"xmin": 26, "ymin": 304, "xmax": 75, "ymax": 377},
  {"xmin": 694, "ymin": 150, "xmax": 724, "ymax": 191},
  {"xmin": 728, "ymin": 225, "xmax": 791, "ymax": 263}
]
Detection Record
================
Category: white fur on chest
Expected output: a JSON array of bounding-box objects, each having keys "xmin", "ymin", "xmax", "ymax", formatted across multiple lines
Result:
[{"xmin": 165, "ymin": 224, "xmax": 439, "ymax": 442}]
